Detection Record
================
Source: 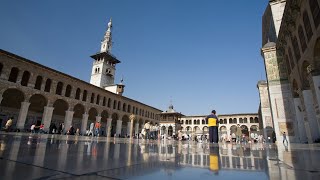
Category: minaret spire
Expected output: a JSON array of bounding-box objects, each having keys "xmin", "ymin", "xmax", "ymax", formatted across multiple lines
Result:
[{"xmin": 100, "ymin": 18, "xmax": 112, "ymax": 53}]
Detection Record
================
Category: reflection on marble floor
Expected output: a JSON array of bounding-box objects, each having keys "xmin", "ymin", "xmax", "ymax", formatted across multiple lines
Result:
[{"xmin": 0, "ymin": 132, "xmax": 319, "ymax": 180}]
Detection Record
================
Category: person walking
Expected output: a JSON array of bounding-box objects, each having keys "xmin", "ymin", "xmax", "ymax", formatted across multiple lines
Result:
[
  {"xmin": 89, "ymin": 122, "xmax": 94, "ymax": 136},
  {"xmin": 144, "ymin": 122, "xmax": 150, "ymax": 139},
  {"xmin": 283, "ymin": 132, "xmax": 288, "ymax": 144},
  {"xmin": 4, "ymin": 117, "xmax": 13, "ymax": 132},
  {"xmin": 206, "ymin": 110, "xmax": 219, "ymax": 143},
  {"xmin": 95, "ymin": 121, "xmax": 101, "ymax": 137}
]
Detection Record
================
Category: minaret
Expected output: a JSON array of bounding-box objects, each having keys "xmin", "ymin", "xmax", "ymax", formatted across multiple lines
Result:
[{"xmin": 90, "ymin": 18, "xmax": 121, "ymax": 88}]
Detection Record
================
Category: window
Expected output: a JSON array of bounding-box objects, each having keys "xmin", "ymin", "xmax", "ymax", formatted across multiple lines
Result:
[
  {"xmin": 21, "ymin": 71, "xmax": 30, "ymax": 86},
  {"xmin": 82, "ymin": 90, "xmax": 87, "ymax": 101},
  {"xmin": 291, "ymin": 36, "xmax": 301, "ymax": 61},
  {"xmin": 128, "ymin": 105, "xmax": 131, "ymax": 113},
  {"xmin": 197, "ymin": 120, "xmax": 200, "ymax": 124},
  {"xmin": 90, "ymin": 93, "xmax": 95, "ymax": 103},
  {"xmin": 233, "ymin": 118, "xmax": 237, "ymax": 124},
  {"xmin": 250, "ymin": 117, "xmax": 254, "ymax": 123},
  {"xmin": 65, "ymin": 85, "xmax": 72, "ymax": 97},
  {"xmin": 298, "ymin": 25, "xmax": 307, "ymax": 52},
  {"xmin": 96, "ymin": 95, "xmax": 100, "ymax": 105},
  {"xmin": 309, "ymin": 0, "xmax": 320, "ymax": 28},
  {"xmin": 34, "ymin": 76, "xmax": 43, "ymax": 90},
  {"xmin": 244, "ymin": 118, "xmax": 247, "ymax": 123},
  {"xmin": 254, "ymin": 117, "xmax": 259, "ymax": 123},
  {"xmin": 202, "ymin": 119, "xmax": 205, "ymax": 124},
  {"xmin": 194, "ymin": 120, "xmax": 196, "ymax": 124},
  {"xmin": 118, "ymin": 101, "xmax": 121, "ymax": 110},
  {"xmin": 123, "ymin": 103, "xmax": 126, "ymax": 112},
  {"xmin": 75, "ymin": 88, "xmax": 81, "ymax": 100},
  {"xmin": 108, "ymin": 98, "xmax": 111, "ymax": 107},
  {"xmin": 239, "ymin": 118, "xmax": 243, "ymax": 123},
  {"xmin": 8, "ymin": 67, "xmax": 19, "ymax": 82},
  {"xmin": 114, "ymin": 100, "xmax": 117, "ymax": 109},
  {"xmin": 44, "ymin": 79, "xmax": 52, "ymax": 92},
  {"xmin": 303, "ymin": 11, "xmax": 313, "ymax": 41},
  {"xmin": 229, "ymin": 118, "xmax": 232, "ymax": 124},
  {"xmin": 288, "ymin": 47, "xmax": 295, "ymax": 69},
  {"xmin": 103, "ymin": 97, "xmax": 106, "ymax": 106},
  {"xmin": 56, "ymin": 82, "xmax": 63, "ymax": 95}
]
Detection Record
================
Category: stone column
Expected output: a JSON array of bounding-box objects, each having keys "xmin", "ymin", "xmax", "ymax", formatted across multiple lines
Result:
[
  {"xmin": 135, "ymin": 123, "xmax": 139, "ymax": 136},
  {"xmin": 42, "ymin": 106, "xmax": 54, "ymax": 131},
  {"xmin": 16, "ymin": 101, "xmax": 30, "ymax": 130},
  {"xmin": 293, "ymin": 98, "xmax": 308, "ymax": 143},
  {"xmin": 127, "ymin": 122, "xmax": 132, "ymax": 137},
  {"xmin": 302, "ymin": 90, "xmax": 320, "ymax": 141},
  {"xmin": 81, "ymin": 113, "xmax": 89, "ymax": 135},
  {"xmin": 64, "ymin": 110, "xmax": 74, "ymax": 133},
  {"xmin": 106, "ymin": 117, "xmax": 112, "ymax": 137},
  {"xmin": 116, "ymin": 120, "xmax": 122, "ymax": 136}
]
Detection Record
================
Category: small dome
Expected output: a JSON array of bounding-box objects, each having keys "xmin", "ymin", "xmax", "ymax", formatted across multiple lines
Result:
[{"xmin": 263, "ymin": 42, "xmax": 276, "ymax": 48}]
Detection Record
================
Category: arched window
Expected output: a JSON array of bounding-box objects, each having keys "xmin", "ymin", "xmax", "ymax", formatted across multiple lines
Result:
[
  {"xmin": 244, "ymin": 117, "xmax": 248, "ymax": 123},
  {"xmin": 202, "ymin": 119, "xmax": 205, "ymax": 124},
  {"xmin": 123, "ymin": 103, "xmax": 126, "ymax": 112},
  {"xmin": 194, "ymin": 120, "xmax": 196, "ymax": 124},
  {"xmin": 56, "ymin": 82, "xmax": 63, "ymax": 95},
  {"xmin": 250, "ymin": 117, "xmax": 254, "ymax": 123},
  {"xmin": 298, "ymin": 25, "xmax": 307, "ymax": 52},
  {"xmin": 34, "ymin": 76, "xmax": 43, "ymax": 90},
  {"xmin": 132, "ymin": 106, "xmax": 135, "ymax": 114},
  {"xmin": 117, "ymin": 101, "xmax": 121, "ymax": 110},
  {"xmin": 0, "ymin": 63, "xmax": 3, "ymax": 76},
  {"xmin": 197, "ymin": 120, "xmax": 200, "ymax": 124},
  {"xmin": 65, "ymin": 85, "xmax": 72, "ymax": 97},
  {"xmin": 108, "ymin": 98, "xmax": 111, "ymax": 108},
  {"xmin": 113, "ymin": 100, "xmax": 117, "ymax": 109},
  {"xmin": 82, "ymin": 90, "xmax": 87, "ymax": 101},
  {"xmin": 75, "ymin": 88, "xmax": 81, "ymax": 100},
  {"xmin": 219, "ymin": 119, "xmax": 223, "ymax": 124},
  {"xmin": 21, "ymin": 71, "xmax": 30, "ymax": 86},
  {"xmin": 90, "ymin": 93, "xmax": 95, "ymax": 103},
  {"xmin": 224, "ymin": 119, "xmax": 227, "ymax": 124},
  {"xmin": 8, "ymin": 67, "xmax": 19, "ymax": 82},
  {"xmin": 205, "ymin": 119, "xmax": 208, "ymax": 124},
  {"xmin": 44, "ymin": 79, "xmax": 52, "ymax": 92},
  {"xmin": 229, "ymin": 118, "xmax": 233, "ymax": 124},
  {"xmin": 96, "ymin": 95, "xmax": 100, "ymax": 105},
  {"xmin": 128, "ymin": 105, "xmax": 131, "ymax": 113},
  {"xmin": 309, "ymin": 0, "xmax": 320, "ymax": 28},
  {"xmin": 181, "ymin": 120, "xmax": 184, "ymax": 124},
  {"xmin": 254, "ymin": 117, "xmax": 259, "ymax": 123},
  {"xmin": 233, "ymin": 118, "xmax": 237, "ymax": 124},
  {"xmin": 239, "ymin": 118, "xmax": 243, "ymax": 123},
  {"xmin": 103, "ymin": 97, "xmax": 106, "ymax": 106},
  {"xmin": 303, "ymin": 11, "xmax": 313, "ymax": 41},
  {"xmin": 186, "ymin": 120, "xmax": 188, "ymax": 125},
  {"xmin": 291, "ymin": 36, "xmax": 301, "ymax": 61}
]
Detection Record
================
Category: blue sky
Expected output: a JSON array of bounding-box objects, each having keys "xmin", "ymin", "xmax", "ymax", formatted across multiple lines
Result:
[{"xmin": 0, "ymin": 0, "xmax": 269, "ymax": 115}]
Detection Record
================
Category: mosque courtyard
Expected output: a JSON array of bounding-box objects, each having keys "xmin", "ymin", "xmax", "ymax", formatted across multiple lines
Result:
[{"xmin": 0, "ymin": 132, "xmax": 319, "ymax": 180}]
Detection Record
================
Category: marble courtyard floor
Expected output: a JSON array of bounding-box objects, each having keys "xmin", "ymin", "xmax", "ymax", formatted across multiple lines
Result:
[{"xmin": 0, "ymin": 132, "xmax": 320, "ymax": 180}]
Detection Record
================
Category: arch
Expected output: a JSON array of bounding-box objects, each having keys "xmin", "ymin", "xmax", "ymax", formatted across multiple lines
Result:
[
  {"xmin": 65, "ymin": 85, "xmax": 72, "ymax": 97},
  {"xmin": 73, "ymin": 103, "xmax": 85, "ymax": 129},
  {"xmin": 8, "ymin": 67, "xmax": 19, "ymax": 82},
  {"xmin": 96, "ymin": 94, "xmax": 100, "ymax": 105},
  {"xmin": 1, "ymin": 88, "xmax": 25, "ymax": 112},
  {"xmin": 189, "ymin": 120, "xmax": 192, "ymax": 124},
  {"xmin": 111, "ymin": 113, "xmax": 118, "ymax": 136},
  {"xmin": 168, "ymin": 126, "xmax": 173, "ymax": 136},
  {"xmin": 90, "ymin": 93, "xmax": 95, "ymax": 103},
  {"xmin": 161, "ymin": 126, "xmax": 166, "ymax": 135},
  {"xmin": 26, "ymin": 94, "xmax": 47, "ymax": 130},
  {"xmin": 203, "ymin": 126, "xmax": 208, "ymax": 132},
  {"xmin": 233, "ymin": 118, "xmax": 237, "ymax": 124},
  {"xmin": 292, "ymin": 79, "xmax": 299, "ymax": 98},
  {"xmin": 229, "ymin": 118, "xmax": 232, "ymax": 124},
  {"xmin": 102, "ymin": 97, "xmax": 106, "ymax": 106},
  {"xmin": 55, "ymin": 82, "xmax": 63, "ymax": 95},
  {"xmin": 34, "ymin": 76, "xmax": 43, "ymax": 90},
  {"xmin": 309, "ymin": 0, "xmax": 320, "ymax": 28},
  {"xmin": 220, "ymin": 126, "xmax": 227, "ymax": 131},
  {"xmin": 202, "ymin": 119, "xmax": 205, "ymax": 124},
  {"xmin": 88, "ymin": 107, "xmax": 98, "ymax": 129},
  {"xmin": 219, "ymin": 119, "xmax": 223, "ymax": 124},
  {"xmin": 223, "ymin": 118, "xmax": 227, "ymax": 124},
  {"xmin": 241, "ymin": 125, "xmax": 249, "ymax": 136},
  {"xmin": 82, "ymin": 90, "xmax": 87, "ymax": 102},
  {"xmin": 250, "ymin": 125, "xmax": 258, "ymax": 132},
  {"xmin": 244, "ymin": 117, "xmax": 248, "ymax": 123},
  {"xmin": 193, "ymin": 126, "xmax": 200, "ymax": 133},
  {"xmin": 186, "ymin": 120, "xmax": 189, "ymax": 124},
  {"xmin": 303, "ymin": 11, "xmax": 313, "ymax": 42},
  {"xmin": 100, "ymin": 110, "xmax": 109, "ymax": 136},
  {"xmin": 75, "ymin": 88, "xmax": 81, "ymax": 100},
  {"xmin": 197, "ymin": 119, "xmax": 200, "ymax": 124},
  {"xmin": 250, "ymin": 117, "xmax": 254, "ymax": 123},
  {"xmin": 194, "ymin": 120, "xmax": 196, "ymax": 124},
  {"xmin": 44, "ymin": 79, "xmax": 52, "ymax": 92},
  {"xmin": 314, "ymin": 38, "xmax": 320, "ymax": 72},
  {"xmin": 52, "ymin": 99, "xmax": 69, "ymax": 125},
  {"xmin": 101, "ymin": 110, "xmax": 109, "ymax": 122},
  {"xmin": 301, "ymin": 61, "xmax": 311, "ymax": 89},
  {"xmin": 230, "ymin": 125, "xmax": 237, "ymax": 134},
  {"xmin": 254, "ymin": 117, "xmax": 259, "ymax": 123},
  {"xmin": 21, "ymin": 71, "xmax": 31, "ymax": 86},
  {"xmin": 121, "ymin": 115, "xmax": 130, "ymax": 136}
]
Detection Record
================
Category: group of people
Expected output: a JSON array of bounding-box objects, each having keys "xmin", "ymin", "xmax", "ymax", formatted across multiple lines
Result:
[
  {"xmin": 140, "ymin": 122, "xmax": 159, "ymax": 140},
  {"xmin": 86, "ymin": 121, "xmax": 101, "ymax": 137}
]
